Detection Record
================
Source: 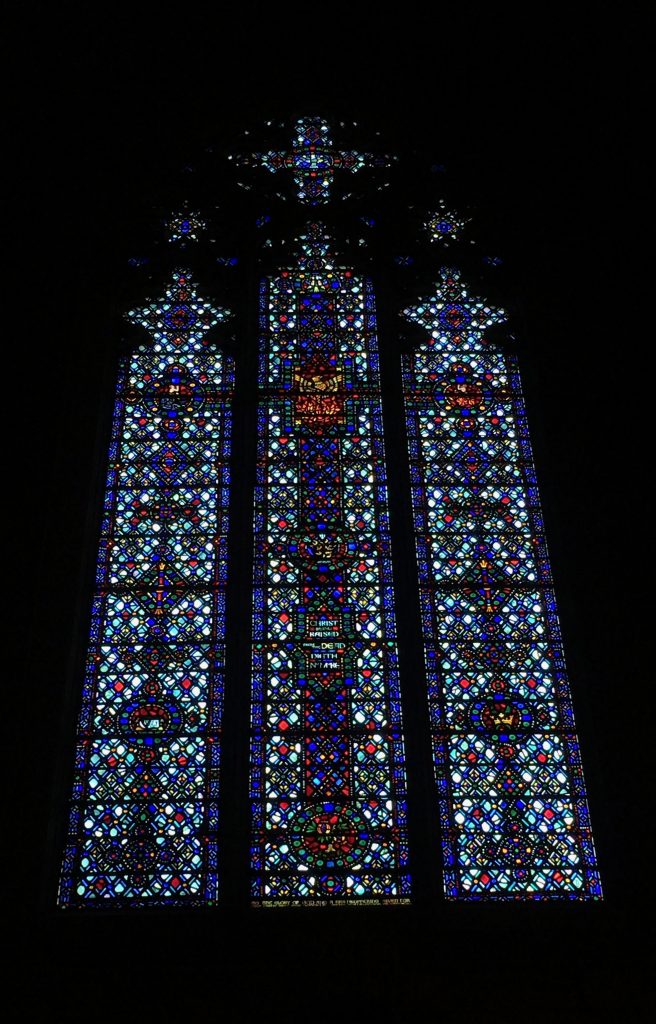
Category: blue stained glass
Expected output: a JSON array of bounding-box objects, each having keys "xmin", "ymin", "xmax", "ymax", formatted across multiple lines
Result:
[
  {"xmin": 168, "ymin": 209, "xmax": 205, "ymax": 243},
  {"xmin": 58, "ymin": 271, "xmax": 234, "ymax": 906},
  {"xmin": 402, "ymin": 268, "xmax": 601, "ymax": 899},
  {"xmin": 425, "ymin": 201, "xmax": 468, "ymax": 244},
  {"xmin": 250, "ymin": 224, "xmax": 410, "ymax": 904},
  {"xmin": 58, "ymin": 115, "xmax": 606, "ymax": 914},
  {"xmin": 240, "ymin": 117, "xmax": 392, "ymax": 206}
]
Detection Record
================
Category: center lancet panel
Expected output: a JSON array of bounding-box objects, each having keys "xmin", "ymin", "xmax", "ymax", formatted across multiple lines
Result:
[{"xmin": 250, "ymin": 224, "xmax": 410, "ymax": 905}]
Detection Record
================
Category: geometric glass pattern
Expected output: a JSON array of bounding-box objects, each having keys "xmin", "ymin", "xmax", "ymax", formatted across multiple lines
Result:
[
  {"xmin": 167, "ymin": 209, "xmax": 205, "ymax": 243},
  {"xmin": 243, "ymin": 116, "xmax": 390, "ymax": 205},
  {"xmin": 425, "ymin": 200, "xmax": 468, "ymax": 245},
  {"xmin": 58, "ymin": 270, "xmax": 234, "ymax": 906},
  {"xmin": 402, "ymin": 268, "xmax": 602, "ymax": 899},
  {"xmin": 250, "ymin": 224, "xmax": 410, "ymax": 904}
]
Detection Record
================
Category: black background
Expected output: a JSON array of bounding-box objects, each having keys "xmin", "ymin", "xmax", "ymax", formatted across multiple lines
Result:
[{"xmin": 10, "ymin": 5, "xmax": 644, "ymax": 1015}]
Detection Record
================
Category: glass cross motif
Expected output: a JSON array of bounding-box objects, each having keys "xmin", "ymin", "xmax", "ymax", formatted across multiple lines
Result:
[{"xmin": 243, "ymin": 117, "xmax": 390, "ymax": 205}]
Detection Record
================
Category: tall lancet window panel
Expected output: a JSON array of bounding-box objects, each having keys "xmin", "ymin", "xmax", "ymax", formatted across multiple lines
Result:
[
  {"xmin": 402, "ymin": 269, "xmax": 601, "ymax": 900},
  {"xmin": 250, "ymin": 225, "xmax": 410, "ymax": 905},
  {"xmin": 58, "ymin": 270, "xmax": 234, "ymax": 907}
]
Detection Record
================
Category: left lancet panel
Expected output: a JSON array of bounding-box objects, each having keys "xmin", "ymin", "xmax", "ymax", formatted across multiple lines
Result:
[{"xmin": 58, "ymin": 271, "xmax": 234, "ymax": 907}]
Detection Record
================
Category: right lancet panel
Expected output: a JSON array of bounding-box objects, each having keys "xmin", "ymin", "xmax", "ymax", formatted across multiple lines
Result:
[{"xmin": 402, "ymin": 269, "xmax": 601, "ymax": 899}]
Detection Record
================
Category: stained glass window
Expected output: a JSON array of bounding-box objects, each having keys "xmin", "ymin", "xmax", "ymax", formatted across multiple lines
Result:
[
  {"xmin": 58, "ymin": 271, "xmax": 234, "ymax": 906},
  {"xmin": 57, "ymin": 115, "xmax": 602, "ymax": 911},
  {"xmin": 402, "ymin": 268, "xmax": 602, "ymax": 899},
  {"xmin": 249, "ymin": 224, "xmax": 410, "ymax": 904}
]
